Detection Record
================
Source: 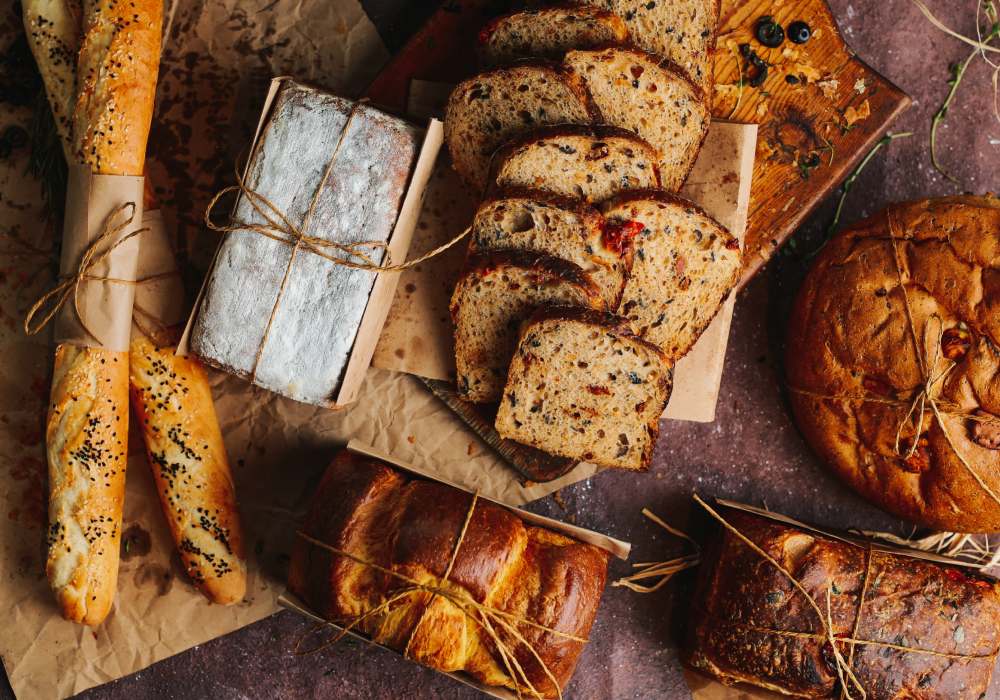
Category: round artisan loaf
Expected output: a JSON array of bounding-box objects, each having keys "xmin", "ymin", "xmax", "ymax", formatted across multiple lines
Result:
[{"xmin": 786, "ymin": 196, "xmax": 1000, "ymax": 532}]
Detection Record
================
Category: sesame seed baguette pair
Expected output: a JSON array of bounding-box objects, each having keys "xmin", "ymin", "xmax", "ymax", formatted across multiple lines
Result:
[{"xmin": 24, "ymin": 0, "xmax": 244, "ymax": 625}]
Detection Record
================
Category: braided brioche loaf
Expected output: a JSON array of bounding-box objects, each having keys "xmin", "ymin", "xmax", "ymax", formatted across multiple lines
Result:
[{"xmin": 288, "ymin": 451, "xmax": 611, "ymax": 698}]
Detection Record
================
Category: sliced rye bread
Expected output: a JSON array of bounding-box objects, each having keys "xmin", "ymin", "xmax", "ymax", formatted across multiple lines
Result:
[
  {"xmin": 564, "ymin": 46, "xmax": 709, "ymax": 191},
  {"xmin": 478, "ymin": 6, "xmax": 628, "ymax": 67},
  {"xmin": 450, "ymin": 251, "xmax": 606, "ymax": 403},
  {"xmin": 602, "ymin": 189, "xmax": 741, "ymax": 360},
  {"xmin": 490, "ymin": 125, "xmax": 661, "ymax": 203},
  {"xmin": 470, "ymin": 187, "xmax": 634, "ymax": 307},
  {"xmin": 495, "ymin": 305, "xmax": 672, "ymax": 470},
  {"xmin": 575, "ymin": 0, "xmax": 720, "ymax": 92},
  {"xmin": 444, "ymin": 62, "xmax": 600, "ymax": 192}
]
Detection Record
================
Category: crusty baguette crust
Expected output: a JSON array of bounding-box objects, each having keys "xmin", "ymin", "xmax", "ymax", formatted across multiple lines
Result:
[
  {"xmin": 22, "ymin": 0, "xmax": 81, "ymax": 155},
  {"xmin": 73, "ymin": 0, "xmax": 162, "ymax": 175},
  {"xmin": 46, "ymin": 344, "xmax": 128, "ymax": 625},
  {"xmin": 129, "ymin": 334, "xmax": 246, "ymax": 604},
  {"xmin": 289, "ymin": 451, "xmax": 611, "ymax": 697}
]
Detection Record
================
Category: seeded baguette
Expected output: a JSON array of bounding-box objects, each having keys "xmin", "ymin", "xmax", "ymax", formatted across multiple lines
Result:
[
  {"xmin": 574, "ymin": 0, "xmax": 720, "ymax": 92},
  {"xmin": 478, "ymin": 5, "xmax": 628, "ymax": 67},
  {"xmin": 602, "ymin": 189, "xmax": 740, "ymax": 360},
  {"xmin": 471, "ymin": 188, "xmax": 630, "ymax": 307},
  {"xmin": 451, "ymin": 251, "xmax": 606, "ymax": 403},
  {"xmin": 27, "ymin": 0, "xmax": 163, "ymax": 626},
  {"xmin": 444, "ymin": 62, "xmax": 600, "ymax": 191},
  {"xmin": 564, "ymin": 46, "xmax": 709, "ymax": 191},
  {"xmin": 495, "ymin": 305, "xmax": 671, "ymax": 470},
  {"xmin": 490, "ymin": 125, "xmax": 660, "ymax": 202}
]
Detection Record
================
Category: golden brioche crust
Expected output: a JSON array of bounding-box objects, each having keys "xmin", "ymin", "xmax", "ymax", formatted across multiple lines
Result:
[
  {"xmin": 786, "ymin": 195, "xmax": 1000, "ymax": 532},
  {"xmin": 288, "ymin": 452, "xmax": 610, "ymax": 697}
]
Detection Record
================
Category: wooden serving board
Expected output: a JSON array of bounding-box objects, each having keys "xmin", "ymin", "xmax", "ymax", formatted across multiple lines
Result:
[{"xmin": 364, "ymin": 0, "xmax": 911, "ymax": 287}]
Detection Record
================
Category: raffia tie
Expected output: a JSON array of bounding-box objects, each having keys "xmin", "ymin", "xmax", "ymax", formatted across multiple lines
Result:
[
  {"xmin": 789, "ymin": 208, "xmax": 1000, "ymax": 512},
  {"xmin": 23, "ymin": 201, "xmax": 148, "ymax": 343},
  {"xmin": 612, "ymin": 508, "xmax": 701, "ymax": 593},
  {"xmin": 203, "ymin": 105, "xmax": 470, "ymax": 382},
  {"xmin": 292, "ymin": 492, "xmax": 585, "ymax": 700}
]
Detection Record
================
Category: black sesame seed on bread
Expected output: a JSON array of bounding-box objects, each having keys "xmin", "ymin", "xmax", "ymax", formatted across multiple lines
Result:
[
  {"xmin": 471, "ymin": 188, "xmax": 632, "ymax": 307},
  {"xmin": 575, "ymin": 0, "xmax": 720, "ymax": 92},
  {"xmin": 495, "ymin": 305, "xmax": 672, "ymax": 470},
  {"xmin": 450, "ymin": 252, "xmax": 606, "ymax": 404},
  {"xmin": 490, "ymin": 125, "xmax": 661, "ymax": 203},
  {"xmin": 564, "ymin": 46, "xmax": 709, "ymax": 191},
  {"xmin": 478, "ymin": 5, "xmax": 629, "ymax": 67},
  {"xmin": 602, "ymin": 188, "xmax": 742, "ymax": 360},
  {"xmin": 444, "ymin": 62, "xmax": 601, "ymax": 192}
]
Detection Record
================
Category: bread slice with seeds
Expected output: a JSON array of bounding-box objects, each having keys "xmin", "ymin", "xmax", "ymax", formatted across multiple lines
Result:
[
  {"xmin": 495, "ymin": 306, "xmax": 672, "ymax": 470},
  {"xmin": 564, "ymin": 46, "xmax": 709, "ymax": 191},
  {"xmin": 478, "ymin": 6, "xmax": 628, "ymax": 67},
  {"xmin": 471, "ymin": 188, "xmax": 634, "ymax": 307},
  {"xmin": 602, "ymin": 189, "xmax": 741, "ymax": 360},
  {"xmin": 444, "ymin": 63, "xmax": 600, "ymax": 191},
  {"xmin": 451, "ymin": 252, "xmax": 606, "ymax": 403},
  {"xmin": 490, "ymin": 125, "xmax": 660, "ymax": 203},
  {"xmin": 575, "ymin": 0, "xmax": 720, "ymax": 92}
]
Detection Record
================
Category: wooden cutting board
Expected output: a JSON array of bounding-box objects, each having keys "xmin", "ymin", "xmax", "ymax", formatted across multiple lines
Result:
[{"xmin": 364, "ymin": 0, "xmax": 911, "ymax": 287}]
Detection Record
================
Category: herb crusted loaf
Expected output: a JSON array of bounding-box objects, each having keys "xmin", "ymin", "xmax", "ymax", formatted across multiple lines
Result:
[
  {"xmin": 478, "ymin": 6, "xmax": 629, "ymax": 67},
  {"xmin": 450, "ymin": 252, "xmax": 606, "ymax": 404},
  {"xmin": 603, "ymin": 189, "xmax": 741, "ymax": 360},
  {"xmin": 471, "ymin": 188, "xmax": 633, "ymax": 307},
  {"xmin": 490, "ymin": 125, "xmax": 660, "ymax": 203},
  {"xmin": 444, "ymin": 62, "xmax": 599, "ymax": 192},
  {"xmin": 495, "ymin": 306, "xmax": 671, "ymax": 470},
  {"xmin": 563, "ymin": 46, "xmax": 709, "ymax": 191}
]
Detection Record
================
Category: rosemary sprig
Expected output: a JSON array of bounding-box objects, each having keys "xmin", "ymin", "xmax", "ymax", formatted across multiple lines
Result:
[
  {"xmin": 25, "ymin": 89, "xmax": 68, "ymax": 224},
  {"xmin": 930, "ymin": 11, "xmax": 1000, "ymax": 184},
  {"xmin": 800, "ymin": 131, "xmax": 913, "ymax": 260}
]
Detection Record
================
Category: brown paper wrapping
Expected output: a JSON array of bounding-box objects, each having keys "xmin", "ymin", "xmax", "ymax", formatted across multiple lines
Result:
[
  {"xmin": 54, "ymin": 166, "xmax": 144, "ymax": 352},
  {"xmin": 131, "ymin": 209, "xmax": 186, "ymax": 343},
  {"xmin": 278, "ymin": 439, "xmax": 629, "ymax": 700},
  {"xmin": 371, "ymin": 80, "xmax": 758, "ymax": 424}
]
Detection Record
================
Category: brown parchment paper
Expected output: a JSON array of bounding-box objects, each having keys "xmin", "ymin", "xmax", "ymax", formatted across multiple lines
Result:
[
  {"xmin": 132, "ymin": 209, "xmax": 186, "ymax": 343},
  {"xmin": 54, "ymin": 167, "xmax": 144, "ymax": 352},
  {"xmin": 371, "ymin": 79, "xmax": 758, "ymax": 424}
]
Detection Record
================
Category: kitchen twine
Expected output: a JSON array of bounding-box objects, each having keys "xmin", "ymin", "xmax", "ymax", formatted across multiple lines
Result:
[
  {"xmin": 202, "ymin": 103, "xmax": 470, "ymax": 383},
  {"xmin": 22, "ymin": 201, "xmax": 162, "ymax": 344},
  {"xmin": 292, "ymin": 492, "xmax": 585, "ymax": 700},
  {"xmin": 787, "ymin": 208, "xmax": 1000, "ymax": 511},
  {"xmin": 614, "ymin": 495, "xmax": 997, "ymax": 700}
]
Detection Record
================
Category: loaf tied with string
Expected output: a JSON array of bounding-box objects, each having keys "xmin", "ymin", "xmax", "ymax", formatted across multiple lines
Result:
[
  {"xmin": 287, "ymin": 451, "xmax": 610, "ymax": 698},
  {"xmin": 787, "ymin": 196, "xmax": 1000, "ymax": 533},
  {"xmin": 685, "ymin": 506, "xmax": 1000, "ymax": 698},
  {"xmin": 189, "ymin": 80, "xmax": 424, "ymax": 407}
]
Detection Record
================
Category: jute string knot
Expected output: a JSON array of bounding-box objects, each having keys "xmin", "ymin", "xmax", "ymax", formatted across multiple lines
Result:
[
  {"xmin": 24, "ymin": 201, "xmax": 148, "ymax": 343},
  {"xmin": 202, "ymin": 105, "xmax": 469, "ymax": 382},
  {"xmin": 292, "ymin": 492, "xmax": 584, "ymax": 700},
  {"xmin": 788, "ymin": 208, "xmax": 1000, "ymax": 510}
]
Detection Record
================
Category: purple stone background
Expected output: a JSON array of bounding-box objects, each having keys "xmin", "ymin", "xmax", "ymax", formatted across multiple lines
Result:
[{"xmin": 4, "ymin": 0, "xmax": 1000, "ymax": 698}]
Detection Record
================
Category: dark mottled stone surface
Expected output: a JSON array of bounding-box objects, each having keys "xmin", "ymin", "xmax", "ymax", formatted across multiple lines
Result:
[{"xmin": 2, "ymin": 0, "xmax": 999, "ymax": 698}]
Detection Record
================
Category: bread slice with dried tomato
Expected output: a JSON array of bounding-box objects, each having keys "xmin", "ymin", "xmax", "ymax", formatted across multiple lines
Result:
[
  {"xmin": 444, "ymin": 62, "xmax": 600, "ymax": 192},
  {"xmin": 495, "ymin": 305, "xmax": 672, "ymax": 470},
  {"xmin": 602, "ymin": 189, "xmax": 741, "ymax": 360},
  {"xmin": 490, "ymin": 125, "xmax": 660, "ymax": 203},
  {"xmin": 451, "ymin": 252, "xmax": 606, "ymax": 403},
  {"xmin": 471, "ymin": 188, "xmax": 637, "ymax": 307},
  {"xmin": 478, "ymin": 5, "xmax": 628, "ymax": 67},
  {"xmin": 564, "ymin": 46, "xmax": 708, "ymax": 191},
  {"xmin": 574, "ymin": 0, "xmax": 720, "ymax": 92}
]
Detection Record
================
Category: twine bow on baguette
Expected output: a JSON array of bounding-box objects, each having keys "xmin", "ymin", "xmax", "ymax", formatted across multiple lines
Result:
[
  {"xmin": 203, "ymin": 104, "xmax": 469, "ymax": 382},
  {"xmin": 293, "ymin": 492, "xmax": 584, "ymax": 700},
  {"xmin": 788, "ymin": 208, "xmax": 1000, "ymax": 512},
  {"xmin": 23, "ymin": 201, "xmax": 147, "ymax": 343}
]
